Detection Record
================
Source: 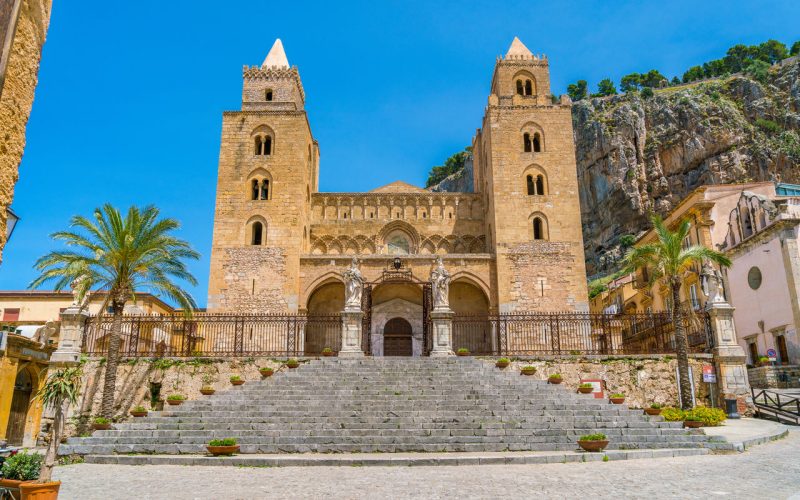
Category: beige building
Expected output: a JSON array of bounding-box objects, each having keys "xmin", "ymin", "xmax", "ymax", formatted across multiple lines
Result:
[{"xmin": 207, "ymin": 38, "xmax": 588, "ymax": 355}]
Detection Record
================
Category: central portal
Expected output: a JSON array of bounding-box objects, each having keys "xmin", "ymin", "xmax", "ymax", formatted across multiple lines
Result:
[{"xmin": 383, "ymin": 318, "xmax": 413, "ymax": 356}]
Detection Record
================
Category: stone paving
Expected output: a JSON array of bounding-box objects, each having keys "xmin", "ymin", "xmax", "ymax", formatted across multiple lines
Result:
[{"xmin": 54, "ymin": 429, "xmax": 800, "ymax": 499}]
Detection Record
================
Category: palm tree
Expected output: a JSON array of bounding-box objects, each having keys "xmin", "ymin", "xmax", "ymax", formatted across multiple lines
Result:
[
  {"xmin": 623, "ymin": 215, "xmax": 730, "ymax": 410},
  {"xmin": 31, "ymin": 204, "xmax": 199, "ymax": 418},
  {"xmin": 35, "ymin": 366, "xmax": 83, "ymax": 483}
]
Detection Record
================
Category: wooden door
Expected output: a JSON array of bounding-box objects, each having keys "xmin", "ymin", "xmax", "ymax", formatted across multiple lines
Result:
[
  {"xmin": 5, "ymin": 387, "xmax": 31, "ymax": 446},
  {"xmin": 777, "ymin": 335, "xmax": 789, "ymax": 364},
  {"xmin": 383, "ymin": 317, "xmax": 412, "ymax": 356}
]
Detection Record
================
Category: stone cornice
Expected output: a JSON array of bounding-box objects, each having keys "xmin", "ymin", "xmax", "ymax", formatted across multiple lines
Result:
[{"xmin": 300, "ymin": 254, "xmax": 495, "ymax": 261}]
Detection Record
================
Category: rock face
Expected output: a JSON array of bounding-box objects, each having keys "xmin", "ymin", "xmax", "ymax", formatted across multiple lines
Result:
[
  {"xmin": 429, "ymin": 156, "xmax": 474, "ymax": 193},
  {"xmin": 575, "ymin": 58, "xmax": 800, "ymax": 276}
]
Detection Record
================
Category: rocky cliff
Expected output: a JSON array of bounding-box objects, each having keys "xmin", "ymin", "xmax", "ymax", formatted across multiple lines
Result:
[{"xmin": 576, "ymin": 57, "xmax": 800, "ymax": 276}]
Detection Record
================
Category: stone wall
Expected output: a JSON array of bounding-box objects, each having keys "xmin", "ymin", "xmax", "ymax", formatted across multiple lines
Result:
[
  {"xmin": 748, "ymin": 365, "xmax": 800, "ymax": 389},
  {"xmin": 0, "ymin": 0, "xmax": 52, "ymax": 262}
]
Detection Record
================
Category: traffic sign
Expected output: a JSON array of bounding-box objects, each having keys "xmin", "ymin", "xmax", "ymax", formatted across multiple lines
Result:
[{"xmin": 767, "ymin": 348, "xmax": 777, "ymax": 361}]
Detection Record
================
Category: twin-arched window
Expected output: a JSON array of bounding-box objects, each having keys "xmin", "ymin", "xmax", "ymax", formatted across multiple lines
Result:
[
  {"xmin": 523, "ymin": 132, "xmax": 542, "ymax": 153},
  {"xmin": 526, "ymin": 174, "xmax": 546, "ymax": 195},
  {"xmin": 250, "ymin": 179, "xmax": 270, "ymax": 200},
  {"xmin": 254, "ymin": 135, "xmax": 272, "ymax": 156},
  {"xmin": 516, "ymin": 79, "xmax": 534, "ymax": 96}
]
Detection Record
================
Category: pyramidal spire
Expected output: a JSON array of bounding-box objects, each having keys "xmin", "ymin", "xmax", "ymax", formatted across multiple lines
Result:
[
  {"xmin": 263, "ymin": 39, "xmax": 290, "ymax": 69},
  {"xmin": 505, "ymin": 37, "xmax": 533, "ymax": 59}
]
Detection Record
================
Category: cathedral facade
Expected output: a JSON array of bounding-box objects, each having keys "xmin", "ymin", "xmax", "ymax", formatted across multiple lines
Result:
[{"xmin": 207, "ymin": 38, "xmax": 588, "ymax": 355}]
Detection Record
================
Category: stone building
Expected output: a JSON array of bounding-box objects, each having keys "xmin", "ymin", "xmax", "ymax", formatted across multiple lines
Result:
[
  {"xmin": 207, "ymin": 38, "xmax": 589, "ymax": 355},
  {"xmin": 0, "ymin": 0, "xmax": 52, "ymax": 262}
]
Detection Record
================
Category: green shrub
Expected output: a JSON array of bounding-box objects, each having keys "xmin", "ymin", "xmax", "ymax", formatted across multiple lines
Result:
[
  {"xmin": 457, "ymin": 348, "xmax": 470, "ymax": 354},
  {"xmin": 166, "ymin": 394, "xmax": 186, "ymax": 401},
  {"xmin": 661, "ymin": 407, "xmax": 684, "ymax": 421},
  {"xmin": 619, "ymin": 234, "xmax": 636, "ymax": 248},
  {"xmin": 286, "ymin": 358, "xmax": 300, "ymax": 366},
  {"xmin": 610, "ymin": 393, "xmax": 625, "ymax": 398},
  {"xmin": 521, "ymin": 365, "xmax": 536, "ymax": 372},
  {"xmin": 321, "ymin": 347, "xmax": 333, "ymax": 354},
  {"xmin": 579, "ymin": 433, "xmax": 607, "ymax": 441},
  {"xmin": 641, "ymin": 87, "xmax": 654, "ymax": 98},
  {"xmin": 758, "ymin": 355, "xmax": 769, "ymax": 364},
  {"xmin": 132, "ymin": 405, "xmax": 146, "ymax": 412},
  {"xmin": 755, "ymin": 118, "xmax": 781, "ymax": 134},
  {"xmin": 549, "ymin": 373, "xmax": 562, "ymax": 379},
  {"xmin": 685, "ymin": 407, "xmax": 727, "ymax": 426},
  {"xmin": 578, "ymin": 382, "xmax": 594, "ymax": 389},
  {"xmin": 208, "ymin": 438, "xmax": 237, "ymax": 446},
  {"xmin": 1, "ymin": 450, "xmax": 43, "ymax": 480},
  {"xmin": 93, "ymin": 416, "xmax": 110, "ymax": 424},
  {"xmin": 650, "ymin": 403, "xmax": 664, "ymax": 409},
  {"xmin": 497, "ymin": 357, "xmax": 510, "ymax": 363},
  {"xmin": 230, "ymin": 375, "xmax": 242, "ymax": 382},
  {"xmin": 259, "ymin": 367, "xmax": 274, "ymax": 373}
]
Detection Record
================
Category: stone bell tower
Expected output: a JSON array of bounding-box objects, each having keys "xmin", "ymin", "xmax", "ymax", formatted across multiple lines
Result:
[
  {"xmin": 207, "ymin": 39, "xmax": 319, "ymax": 312},
  {"xmin": 472, "ymin": 37, "xmax": 589, "ymax": 312}
]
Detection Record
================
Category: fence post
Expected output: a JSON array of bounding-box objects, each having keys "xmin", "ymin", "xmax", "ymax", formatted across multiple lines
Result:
[{"xmin": 52, "ymin": 306, "xmax": 90, "ymax": 365}]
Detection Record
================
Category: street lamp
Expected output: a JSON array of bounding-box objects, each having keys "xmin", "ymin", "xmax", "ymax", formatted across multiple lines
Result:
[
  {"xmin": 393, "ymin": 257, "xmax": 402, "ymax": 270},
  {"xmin": 6, "ymin": 207, "xmax": 19, "ymax": 242}
]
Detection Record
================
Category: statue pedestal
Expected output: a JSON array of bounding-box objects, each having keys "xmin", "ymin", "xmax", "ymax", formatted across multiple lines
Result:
[
  {"xmin": 429, "ymin": 307, "xmax": 454, "ymax": 357},
  {"xmin": 340, "ymin": 308, "xmax": 365, "ymax": 357},
  {"xmin": 707, "ymin": 301, "xmax": 751, "ymax": 413},
  {"xmin": 51, "ymin": 306, "xmax": 89, "ymax": 366}
]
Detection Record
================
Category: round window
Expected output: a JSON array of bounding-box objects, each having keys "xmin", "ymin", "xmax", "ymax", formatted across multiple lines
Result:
[{"xmin": 747, "ymin": 267, "xmax": 762, "ymax": 290}]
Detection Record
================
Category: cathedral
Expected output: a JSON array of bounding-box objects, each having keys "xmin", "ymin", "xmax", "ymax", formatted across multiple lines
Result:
[{"xmin": 207, "ymin": 37, "xmax": 589, "ymax": 356}]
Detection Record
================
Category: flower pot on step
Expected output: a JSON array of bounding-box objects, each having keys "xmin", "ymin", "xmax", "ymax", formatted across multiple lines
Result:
[
  {"xmin": 130, "ymin": 410, "xmax": 147, "ymax": 417},
  {"xmin": 644, "ymin": 408, "xmax": 662, "ymax": 416},
  {"xmin": 20, "ymin": 480, "xmax": 61, "ymax": 500},
  {"xmin": 92, "ymin": 423, "xmax": 111, "ymax": 430},
  {"xmin": 200, "ymin": 388, "xmax": 215, "ymax": 395},
  {"xmin": 206, "ymin": 445, "xmax": 240, "ymax": 456},
  {"xmin": 683, "ymin": 420, "xmax": 703, "ymax": 428},
  {"xmin": 231, "ymin": 379, "xmax": 245, "ymax": 386},
  {"xmin": 166, "ymin": 399, "xmax": 184, "ymax": 406},
  {"xmin": 578, "ymin": 387, "xmax": 593, "ymax": 394},
  {"xmin": 495, "ymin": 360, "xmax": 509, "ymax": 368},
  {"xmin": 577, "ymin": 440, "xmax": 609, "ymax": 452},
  {"xmin": 259, "ymin": 369, "xmax": 274, "ymax": 378},
  {"xmin": 0, "ymin": 478, "xmax": 25, "ymax": 500},
  {"xmin": 609, "ymin": 397, "xmax": 625, "ymax": 405},
  {"xmin": 548, "ymin": 376, "xmax": 563, "ymax": 384}
]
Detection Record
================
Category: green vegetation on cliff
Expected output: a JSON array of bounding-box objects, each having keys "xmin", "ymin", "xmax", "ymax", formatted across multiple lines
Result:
[{"xmin": 425, "ymin": 147, "xmax": 471, "ymax": 188}]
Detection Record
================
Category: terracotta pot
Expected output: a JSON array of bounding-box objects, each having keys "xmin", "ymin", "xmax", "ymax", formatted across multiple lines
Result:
[
  {"xmin": 206, "ymin": 445, "xmax": 240, "ymax": 456},
  {"xmin": 322, "ymin": 351, "xmax": 334, "ymax": 357},
  {"xmin": 200, "ymin": 388, "xmax": 216, "ymax": 395},
  {"xmin": 577, "ymin": 440, "xmax": 609, "ymax": 452},
  {"xmin": 286, "ymin": 363, "xmax": 299, "ymax": 369},
  {"xmin": 496, "ymin": 361, "xmax": 510, "ymax": 368},
  {"xmin": 231, "ymin": 379, "xmax": 245, "ymax": 385},
  {"xmin": 259, "ymin": 370, "xmax": 274, "ymax": 377},
  {"xmin": 610, "ymin": 397, "xmax": 625, "ymax": 405},
  {"xmin": 456, "ymin": 351, "xmax": 470, "ymax": 357},
  {"xmin": 521, "ymin": 368, "xmax": 536, "ymax": 376},
  {"xmin": 683, "ymin": 420, "xmax": 703, "ymax": 428},
  {"xmin": 578, "ymin": 387, "xmax": 593, "ymax": 394},
  {"xmin": 548, "ymin": 376, "xmax": 563, "ymax": 384},
  {"xmin": 166, "ymin": 399, "xmax": 184, "ymax": 406},
  {"xmin": 644, "ymin": 408, "xmax": 663, "ymax": 416},
  {"xmin": 0, "ymin": 478, "xmax": 26, "ymax": 500},
  {"xmin": 130, "ymin": 411, "xmax": 148, "ymax": 417},
  {"xmin": 92, "ymin": 423, "xmax": 111, "ymax": 430},
  {"xmin": 20, "ymin": 480, "xmax": 60, "ymax": 500}
]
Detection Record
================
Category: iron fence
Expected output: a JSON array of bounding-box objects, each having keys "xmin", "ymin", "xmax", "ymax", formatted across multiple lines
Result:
[
  {"xmin": 452, "ymin": 311, "xmax": 712, "ymax": 356},
  {"xmin": 81, "ymin": 314, "xmax": 341, "ymax": 358}
]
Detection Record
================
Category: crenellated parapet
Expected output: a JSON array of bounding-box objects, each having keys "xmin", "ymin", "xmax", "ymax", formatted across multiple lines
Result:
[{"xmin": 310, "ymin": 192, "xmax": 484, "ymax": 223}]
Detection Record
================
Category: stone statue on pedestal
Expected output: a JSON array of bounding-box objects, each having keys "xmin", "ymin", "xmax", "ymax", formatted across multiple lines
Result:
[
  {"xmin": 701, "ymin": 260, "xmax": 726, "ymax": 305},
  {"xmin": 430, "ymin": 257, "xmax": 451, "ymax": 310},
  {"xmin": 343, "ymin": 257, "xmax": 364, "ymax": 310}
]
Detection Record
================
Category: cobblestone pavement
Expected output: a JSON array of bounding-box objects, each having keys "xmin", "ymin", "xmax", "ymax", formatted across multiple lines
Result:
[{"xmin": 54, "ymin": 430, "xmax": 800, "ymax": 499}]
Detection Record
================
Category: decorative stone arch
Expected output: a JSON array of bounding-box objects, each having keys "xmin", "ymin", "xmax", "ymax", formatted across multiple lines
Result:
[
  {"xmin": 251, "ymin": 124, "xmax": 275, "ymax": 156},
  {"xmin": 245, "ymin": 215, "xmax": 268, "ymax": 246},
  {"xmin": 377, "ymin": 220, "xmax": 420, "ymax": 254},
  {"xmin": 246, "ymin": 167, "xmax": 273, "ymax": 201},
  {"xmin": 520, "ymin": 121, "xmax": 545, "ymax": 153},
  {"xmin": 512, "ymin": 70, "xmax": 537, "ymax": 97},
  {"xmin": 529, "ymin": 212, "xmax": 549, "ymax": 241},
  {"xmin": 448, "ymin": 273, "xmax": 492, "ymax": 312},
  {"xmin": 420, "ymin": 240, "xmax": 436, "ymax": 254},
  {"xmin": 310, "ymin": 238, "xmax": 327, "ymax": 255},
  {"xmin": 523, "ymin": 164, "xmax": 548, "ymax": 196},
  {"xmin": 301, "ymin": 272, "xmax": 345, "ymax": 311}
]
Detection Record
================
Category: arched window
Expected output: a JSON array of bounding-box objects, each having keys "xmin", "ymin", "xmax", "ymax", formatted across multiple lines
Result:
[
  {"xmin": 516, "ymin": 80, "xmax": 524, "ymax": 95},
  {"xmin": 265, "ymin": 89, "xmax": 273, "ymax": 101},
  {"xmin": 251, "ymin": 179, "xmax": 259, "ymax": 200},
  {"xmin": 254, "ymin": 136, "xmax": 263, "ymax": 156},
  {"xmin": 251, "ymin": 222, "xmax": 264, "ymax": 246},
  {"xmin": 533, "ymin": 217, "xmax": 545, "ymax": 240},
  {"xmin": 536, "ymin": 175, "xmax": 545, "ymax": 195},
  {"xmin": 525, "ymin": 80, "xmax": 533, "ymax": 96},
  {"xmin": 523, "ymin": 133, "xmax": 532, "ymax": 152},
  {"xmin": 263, "ymin": 136, "xmax": 272, "ymax": 155},
  {"xmin": 260, "ymin": 179, "xmax": 269, "ymax": 200},
  {"xmin": 527, "ymin": 175, "xmax": 535, "ymax": 195},
  {"xmin": 533, "ymin": 133, "xmax": 541, "ymax": 152}
]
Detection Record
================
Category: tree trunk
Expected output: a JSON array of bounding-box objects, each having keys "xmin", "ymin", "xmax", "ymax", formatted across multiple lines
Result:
[
  {"xmin": 39, "ymin": 400, "xmax": 67, "ymax": 483},
  {"xmin": 100, "ymin": 302, "xmax": 125, "ymax": 418},
  {"xmin": 671, "ymin": 282, "xmax": 693, "ymax": 410}
]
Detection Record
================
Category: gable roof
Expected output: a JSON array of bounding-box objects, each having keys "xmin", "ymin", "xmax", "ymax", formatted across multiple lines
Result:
[{"xmin": 369, "ymin": 181, "xmax": 428, "ymax": 194}]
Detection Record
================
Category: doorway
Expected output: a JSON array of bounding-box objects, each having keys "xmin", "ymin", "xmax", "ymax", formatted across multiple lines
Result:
[
  {"xmin": 776, "ymin": 335, "xmax": 789, "ymax": 365},
  {"xmin": 383, "ymin": 317, "xmax": 412, "ymax": 356},
  {"xmin": 5, "ymin": 367, "xmax": 33, "ymax": 446}
]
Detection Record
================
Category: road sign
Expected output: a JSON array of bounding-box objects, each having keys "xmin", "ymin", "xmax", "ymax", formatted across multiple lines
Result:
[
  {"xmin": 767, "ymin": 348, "xmax": 777, "ymax": 361},
  {"xmin": 702, "ymin": 365, "xmax": 717, "ymax": 383}
]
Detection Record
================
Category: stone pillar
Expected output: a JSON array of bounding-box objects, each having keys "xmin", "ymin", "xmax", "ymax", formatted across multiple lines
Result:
[
  {"xmin": 707, "ymin": 301, "xmax": 751, "ymax": 413},
  {"xmin": 50, "ymin": 306, "xmax": 89, "ymax": 366},
  {"xmin": 429, "ymin": 307, "xmax": 454, "ymax": 357},
  {"xmin": 340, "ymin": 307, "xmax": 364, "ymax": 357}
]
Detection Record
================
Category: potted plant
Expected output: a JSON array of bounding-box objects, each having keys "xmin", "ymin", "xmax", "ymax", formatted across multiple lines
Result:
[
  {"xmin": 577, "ymin": 382, "xmax": 594, "ymax": 394},
  {"xmin": 230, "ymin": 375, "xmax": 245, "ymax": 385},
  {"xmin": 456, "ymin": 348, "xmax": 470, "ymax": 357},
  {"xmin": 206, "ymin": 438, "xmax": 240, "ymax": 456},
  {"xmin": 644, "ymin": 403, "xmax": 663, "ymax": 416},
  {"xmin": 520, "ymin": 365, "xmax": 537, "ymax": 376},
  {"xmin": 259, "ymin": 367, "xmax": 274, "ymax": 377},
  {"xmin": 495, "ymin": 357, "xmax": 510, "ymax": 368},
  {"xmin": 548, "ymin": 373, "xmax": 563, "ymax": 384},
  {"xmin": 757, "ymin": 355, "xmax": 770, "ymax": 367},
  {"xmin": 321, "ymin": 347, "xmax": 334, "ymax": 357},
  {"xmin": 683, "ymin": 415, "xmax": 703, "ymax": 428},
  {"xmin": 0, "ymin": 451, "xmax": 44, "ymax": 499},
  {"xmin": 285, "ymin": 359, "xmax": 300, "ymax": 369},
  {"xmin": 200, "ymin": 386, "xmax": 216, "ymax": 395},
  {"xmin": 92, "ymin": 416, "xmax": 111, "ymax": 430},
  {"xmin": 577, "ymin": 433, "xmax": 609, "ymax": 452},
  {"xmin": 166, "ymin": 394, "xmax": 186, "ymax": 406},
  {"xmin": 609, "ymin": 393, "xmax": 626, "ymax": 404},
  {"xmin": 130, "ymin": 405, "xmax": 148, "ymax": 417}
]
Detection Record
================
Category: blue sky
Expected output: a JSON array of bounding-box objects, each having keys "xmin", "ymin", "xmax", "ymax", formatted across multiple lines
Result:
[{"xmin": 2, "ymin": 0, "xmax": 798, "ymax": 306}]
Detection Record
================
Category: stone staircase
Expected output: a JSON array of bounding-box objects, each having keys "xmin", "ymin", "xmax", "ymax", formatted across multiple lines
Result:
[{"xmin": 61, "ymin": 358, "xmax": 716, "ymax": 455}]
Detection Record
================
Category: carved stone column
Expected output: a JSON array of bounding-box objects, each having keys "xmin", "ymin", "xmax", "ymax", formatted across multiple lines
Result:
[
  {"xmin": 429, "ymin": 307, "xmax": 454, "ymax": 357},
  {"xmin": 707, "ymin": 301, "xmax": 751, "ymax": 413},
  {"xmin": 340, "ymin": 307, "xmax": 365, "ymax": 357},
  {"xmin": 51, "ymin": 306, "xmax": 90, "ymax": 366}
]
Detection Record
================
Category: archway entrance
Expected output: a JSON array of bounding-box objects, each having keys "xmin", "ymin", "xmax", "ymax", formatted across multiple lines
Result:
[
  {"xmin": 5, "ymin": 367, "xmax": 34, "ymax": 446},
  {"xmin": 305, "ymin": 281, "xmax": 345, "ymax": 355},
  {"xmin": 383, "ymin": 317, "xmax": 413, "ymax": 356}
]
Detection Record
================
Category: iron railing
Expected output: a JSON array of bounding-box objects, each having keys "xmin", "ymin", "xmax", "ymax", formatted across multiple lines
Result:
[
  {"xmin": 81, "ymin": 314, "xmax": 341, "ymax": 358},
  {"xmin": 752, "ymin": 388, "xmax": 800, "ymax": 425}
]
